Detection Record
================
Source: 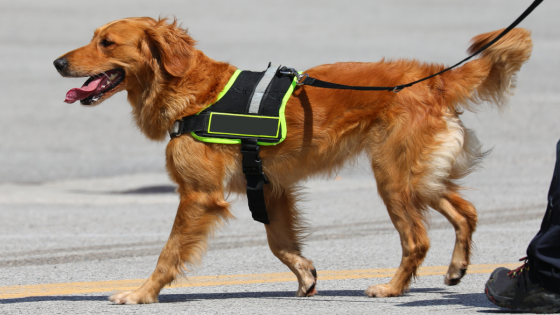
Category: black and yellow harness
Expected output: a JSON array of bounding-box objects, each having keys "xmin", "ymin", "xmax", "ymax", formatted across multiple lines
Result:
[{"xmin": 169, "ymin": 63, "xmax": 298, "ymax": 224}]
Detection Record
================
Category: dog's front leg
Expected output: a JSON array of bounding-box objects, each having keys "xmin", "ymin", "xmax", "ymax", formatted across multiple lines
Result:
[
  {"xmin": 110, "ymin": 190, "xmax": 232, "ymax": 304},
  {"xmin": 264, "ymin": 186, "xmax": 317, "ymax": 297}
]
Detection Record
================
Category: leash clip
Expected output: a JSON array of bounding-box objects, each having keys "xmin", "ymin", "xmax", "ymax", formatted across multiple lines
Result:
[
  {"xmin": 295, "ymin": 73, "xmax": 309, "ymax": 86},
  {"xmin": 279, "ymin": 67, "xmax": 308, "ymax": 85},
  {"xmin": 393, "ymin": 85, "xmax": 405, "ymax": 93}
]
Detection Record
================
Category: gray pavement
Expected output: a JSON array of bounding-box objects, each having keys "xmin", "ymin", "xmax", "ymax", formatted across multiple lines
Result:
[{"xmin": 1, "ymin": 0, "xmax": 560, "ymax": 314}]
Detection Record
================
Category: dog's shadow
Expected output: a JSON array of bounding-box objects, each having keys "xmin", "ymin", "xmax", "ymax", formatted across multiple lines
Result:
[
  {"xmin": 0, "ymin": 291, "xmax": 305, "ymax": 304},
  {"xmin": 0, "ymin": 289, "xmax": 397, "ymax": 304},
  {"xmin": 72, "ymin": 185, "xmax": 178, "ymax": 195},
  {"xmin": 0, "ymin": 288, "xmax": 499, "ymax": 312},
  {"xmin": 0, "ymin": 291, "xmax": 299, "ymax": 304}
]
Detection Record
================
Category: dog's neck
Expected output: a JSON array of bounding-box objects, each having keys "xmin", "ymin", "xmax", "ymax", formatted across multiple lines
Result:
[{"xmin": 127, "ymin": 50, "xmax": 236, "ymax": 141}]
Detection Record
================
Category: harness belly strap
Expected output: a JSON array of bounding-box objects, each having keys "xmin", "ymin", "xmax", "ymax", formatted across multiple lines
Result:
[{"xmin": 241, "ymin": 138, "xmax": 270, "ymax": 224}]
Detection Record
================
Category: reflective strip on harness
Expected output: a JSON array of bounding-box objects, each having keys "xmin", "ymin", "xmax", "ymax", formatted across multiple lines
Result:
[{"xmin": 248, "ymin": 63, "xmax": 281, "ymax": 114}]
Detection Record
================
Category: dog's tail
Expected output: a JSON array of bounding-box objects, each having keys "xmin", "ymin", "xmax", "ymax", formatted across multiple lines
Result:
[{"xmin": 443, "ymin": 28, "xmax": 532, "ymax": 111}]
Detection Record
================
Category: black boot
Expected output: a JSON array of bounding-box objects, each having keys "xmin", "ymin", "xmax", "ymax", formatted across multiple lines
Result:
[{"xmin": 485, "ymin": 257, "xmax": 560, "ymax": 313}]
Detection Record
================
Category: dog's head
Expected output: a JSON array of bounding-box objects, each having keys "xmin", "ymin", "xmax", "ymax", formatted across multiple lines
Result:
[{"xmin": 54, "ymin": 17, "xmax": 196, "ymax": 106}]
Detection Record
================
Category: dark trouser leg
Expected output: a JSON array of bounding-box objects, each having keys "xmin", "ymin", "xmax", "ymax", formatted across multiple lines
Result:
[{"xmin": 526, "ymin": 140, "xmax": 560, "ymax": 294}]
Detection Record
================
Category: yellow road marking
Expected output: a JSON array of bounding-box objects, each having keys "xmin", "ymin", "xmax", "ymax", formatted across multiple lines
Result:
[{"xmin": 0, "ymin": 263, "xmax": 518, "ymax": 299}]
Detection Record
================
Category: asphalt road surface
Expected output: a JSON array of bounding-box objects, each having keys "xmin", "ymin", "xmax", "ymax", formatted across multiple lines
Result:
[{"xmin": 1, "ymin": 0, "xmax": 560, "ymax": 314}]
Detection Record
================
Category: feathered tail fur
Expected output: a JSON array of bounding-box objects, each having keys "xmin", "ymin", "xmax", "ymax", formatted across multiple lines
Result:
[{"xmin": 445, "ymin": 28, "xmax": 532, "ymax": 111}]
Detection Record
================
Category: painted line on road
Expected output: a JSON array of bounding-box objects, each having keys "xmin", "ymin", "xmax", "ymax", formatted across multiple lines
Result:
[{"xmin": 0, "ymin": 263, "xmax": 518, "ymax": 299}]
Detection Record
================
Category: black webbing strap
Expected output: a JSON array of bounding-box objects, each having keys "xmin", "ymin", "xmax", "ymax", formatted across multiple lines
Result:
[
  {"xmin": 240, "ymin": 139, "xmax": 270, "ymax": 224},
  {"xmin": 298, "ymin": 0, "xmax": 543, "ymax": 93}
]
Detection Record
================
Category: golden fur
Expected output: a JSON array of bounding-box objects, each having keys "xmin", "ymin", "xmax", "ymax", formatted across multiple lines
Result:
[{"xmin": 55, "ymin": 17, "xmax": 532, "ymax": 304}]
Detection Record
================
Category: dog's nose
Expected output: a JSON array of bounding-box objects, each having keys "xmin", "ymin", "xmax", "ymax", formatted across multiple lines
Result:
[{"xmin": 53, "ymin": 57, "xmax": 68, "ymax": 71}]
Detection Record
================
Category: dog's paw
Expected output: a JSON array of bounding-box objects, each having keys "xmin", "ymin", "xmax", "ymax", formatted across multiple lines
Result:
[
  {"xmin": 109, "ymin": 290, "xmax": 158, "ymax": 304},
  {"xmin": 444, "ymin": 267, "xmax": 467, "ymax": 286},
  {"xmin": 296, "ymin": 281, "xmax": 318, "ymax": 297},
  {"xmin": 295, "ymin": 267, "xmax": 318, "ymax": 297},
  {"xmin": 365, "ymin": 284, "xmax": 402, "ymax": 298}
]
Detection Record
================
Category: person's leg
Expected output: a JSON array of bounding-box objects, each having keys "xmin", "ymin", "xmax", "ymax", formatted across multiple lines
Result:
[
  {"xmin": 484, "ymin": 140, "xmax": 560, "ymax": 313},
  {"xmin": 526, "ymin": 140, "xmax": 560, "ymax": 293}
]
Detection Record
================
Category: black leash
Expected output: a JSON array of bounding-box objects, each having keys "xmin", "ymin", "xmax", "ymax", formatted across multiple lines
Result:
[{"xmin": 281, "ymin": 0, "xmax": 543, "ymax": 93}]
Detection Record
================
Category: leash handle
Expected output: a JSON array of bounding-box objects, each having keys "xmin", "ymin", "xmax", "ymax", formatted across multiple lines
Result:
[{"xmin": 293, "ymin": 0, "xmax": 543, "ymax": 92}]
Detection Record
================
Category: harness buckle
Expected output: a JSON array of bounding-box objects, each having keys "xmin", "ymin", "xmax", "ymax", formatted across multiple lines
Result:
[
  {"xmin": 169, "ymin": 120, "xmax": 182, "ymax": 138},
  {"xmin": 240, "ymin": 140, "xmax": 269, "ymax": 184}
]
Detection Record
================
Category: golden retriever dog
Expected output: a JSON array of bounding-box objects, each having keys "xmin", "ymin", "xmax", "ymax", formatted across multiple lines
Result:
[{"xmin": 53, "ymin": 17, "xmax": 532, "ymax": 304}]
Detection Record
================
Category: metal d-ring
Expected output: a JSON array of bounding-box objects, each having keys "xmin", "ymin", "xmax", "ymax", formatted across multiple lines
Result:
[
  {"xmin": 296, "ymin": 73, "xmax": 309, "ymax": 86},
  {"xmin": 279, "ymin": 67, "xmax": 308, "ymax": 85},
  {"xmin": 393, "ymin": 85, "xmax": 405, "ymax": 93}
]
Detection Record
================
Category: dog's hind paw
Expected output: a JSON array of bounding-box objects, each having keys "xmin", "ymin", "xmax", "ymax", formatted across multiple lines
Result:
[
  {"xmin": 365, "ymin": 284, "xmax": 402, "ymax": 298},
  {"xmin": 109, "ymin": 290, "xmax": 158, "ymax": 304}
]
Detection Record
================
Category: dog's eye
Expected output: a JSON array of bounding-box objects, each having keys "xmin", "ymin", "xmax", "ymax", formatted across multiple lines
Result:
[{"xmin": 100, "ymin": 39, "xmax": 115, "ymax": 47}]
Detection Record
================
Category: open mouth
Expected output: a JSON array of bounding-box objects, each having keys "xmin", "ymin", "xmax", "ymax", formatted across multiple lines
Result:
[{"xmin": 64, "ymin": 69, "xmax": 125, "ymax": 105}]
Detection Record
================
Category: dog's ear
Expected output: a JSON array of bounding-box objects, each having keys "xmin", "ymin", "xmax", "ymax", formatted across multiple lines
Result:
[{"xmin": 142, "ymin": 18, "xmax": 196, "ymax": 77}]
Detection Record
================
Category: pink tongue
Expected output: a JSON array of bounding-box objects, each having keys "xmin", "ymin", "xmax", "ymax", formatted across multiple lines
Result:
[{"xmin": 64, "ymin": 77, "xmax": 104, "ymax": 104}]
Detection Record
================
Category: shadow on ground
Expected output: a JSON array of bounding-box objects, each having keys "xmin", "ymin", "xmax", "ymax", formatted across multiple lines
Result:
[
  {"xmin": 397, "ymin": 292, "xmax": 503, "ymax": 313},
  {"xmin": 0, "ymin": 288, "xmax": 500, "ymax": 313},
  {"xmin": 72, "ymin": 185, "xmax": 177, "ymax": 195}
]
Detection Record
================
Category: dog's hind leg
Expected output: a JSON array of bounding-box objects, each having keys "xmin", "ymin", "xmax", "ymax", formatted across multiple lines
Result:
[
  {"xmin": 365, "ymin": 123, "xmax": 435, "ymax": 297},
  {"xmin": 364, "ymin": 189, "xmax": 431, "ymax": 297},
  {"xmin": 109, "ymin": 190, "xmax": 232, "ymax": 304},
  {"xmin": 428, "ymin": 120, "xmax": 480, "ymax": 286},
  {"xmin": 264, "ymin": 186, "xmax": 317, "ymax": 297},
  {"xmin": 430, "ymin": 191, "xmax": 477, "ymax": 285}
]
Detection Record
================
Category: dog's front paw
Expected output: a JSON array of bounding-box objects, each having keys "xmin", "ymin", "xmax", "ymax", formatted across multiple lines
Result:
[
  {"xmin": 295, "ymin": 267, "xmax": 318, "ymax": 297},
  {"xmin": 365, "ymin": 284, "xmax": 402, "ymax": 298},
  {"xmin": 444, "ymin": 267, "xmax": 467, "ymax": 286},
  {"xmin": 296, "ymin": 280, "xmax": 318, "ymax": 297},
  {"xmin": 109, "ymin": 290, "xmax": 158, "ymax": 304}
]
